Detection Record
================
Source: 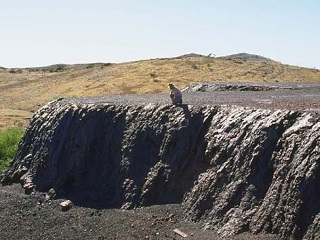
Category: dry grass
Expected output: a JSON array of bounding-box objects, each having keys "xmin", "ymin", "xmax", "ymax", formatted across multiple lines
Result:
[{"xmin": 1, "ymin": 56, "xmax": 320, "ymax": 129}]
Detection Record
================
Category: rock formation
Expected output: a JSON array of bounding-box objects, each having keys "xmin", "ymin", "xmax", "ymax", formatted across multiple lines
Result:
[{"xmin": 1, "ymin": 98, "xmax": 320, "ymax": 239}]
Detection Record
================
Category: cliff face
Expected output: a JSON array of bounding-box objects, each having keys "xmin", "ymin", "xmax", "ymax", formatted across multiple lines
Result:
[{"xmin": 1, "ymin": 99, "xmax": 320, "ymax": 239}]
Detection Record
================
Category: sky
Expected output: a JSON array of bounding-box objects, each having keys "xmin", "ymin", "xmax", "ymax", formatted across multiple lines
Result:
[{"xmin": 0, "ymin": 0, "xmax": 319, "ymax": 69}]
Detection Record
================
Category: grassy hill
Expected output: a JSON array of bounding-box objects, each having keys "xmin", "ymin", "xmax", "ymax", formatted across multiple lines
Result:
[{"xmin": 0, "ymin": 54, "xmax": 319, "ymax": 129}]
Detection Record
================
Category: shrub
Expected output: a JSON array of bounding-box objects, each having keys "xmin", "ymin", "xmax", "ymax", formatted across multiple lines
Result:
[
  {"xmin": 191, "ymin": 63, "xmax": 198, "ymax": 69},
  {"xmin": 149, "ymin": 72, "xmax": 157, "ymax": 78},
  {"xmin": 0, "ymin": 127, "xmax": 24, "ymax": 173},
  {"xmin": 86, "ymin": 64, "xmax": 94, "ymax": 69},
  {"xmin": 50, "ymin": 65, "xmax": 66, "ymax": 72}
]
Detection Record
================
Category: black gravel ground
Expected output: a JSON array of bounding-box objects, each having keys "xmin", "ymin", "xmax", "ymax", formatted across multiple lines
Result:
[
  {"xmin": 0, "ymin": 184, "xmax": 279, "ymax": 240},
  {"xmin": 61, "ymin": 82, "xmax": 320, "ymax": 112}
]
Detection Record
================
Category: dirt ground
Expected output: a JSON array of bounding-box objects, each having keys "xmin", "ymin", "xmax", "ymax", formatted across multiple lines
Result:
[{"xmin": 0, "ymin": 184, "xmax": 279, "ymax": 240}]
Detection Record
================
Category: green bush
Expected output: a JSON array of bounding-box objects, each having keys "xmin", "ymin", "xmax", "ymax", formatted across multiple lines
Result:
[{"xmin": 0, "ymin": 127, "xmax": 24, "ymax": 173}]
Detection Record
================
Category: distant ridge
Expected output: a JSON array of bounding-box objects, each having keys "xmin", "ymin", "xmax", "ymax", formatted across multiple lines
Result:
[
  {"xmin": 177, "ymin": 52, "xmax": 275, "ymax": 62},
  {"xmin": 177, "ymin": 53, "xmax": 207, "ymax": 58},
  {"xmin": 220, "ymin": 53, "xmax": 275, "ymax": 62}
]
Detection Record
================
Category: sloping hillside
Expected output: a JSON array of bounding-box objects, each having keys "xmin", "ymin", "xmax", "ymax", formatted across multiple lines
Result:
[{"xmin": 0, "ymin": 54, "xmax": 319, "ymax": 128}]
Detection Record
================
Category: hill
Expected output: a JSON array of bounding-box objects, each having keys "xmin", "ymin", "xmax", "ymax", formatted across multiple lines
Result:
[
  {"xmin": 219, "ymin": 52, "xmax": 275, "ymax": 62},
  {"xmin": 0, "ymin": 54, "xmax": 319, "ymax": 128}
]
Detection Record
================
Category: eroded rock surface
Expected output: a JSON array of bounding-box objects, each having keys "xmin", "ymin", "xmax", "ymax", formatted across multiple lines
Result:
[
  {"xmin": 1, "ymin": 98, "xmax": 320, "ymax": 239},
  {"xmin": 182, "ymin": 107, "xmax": 320, "ymax": 239}
]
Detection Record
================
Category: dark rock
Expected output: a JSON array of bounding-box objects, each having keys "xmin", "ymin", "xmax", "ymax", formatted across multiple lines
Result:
[
  {"xmin": 181, "ymin": 82, "xmax": 320, "ymax": 92},
  {"xmin": 1, "ymin": 99, "xmax": 320, "ymax": 239},
  {"xmin": 45, "ymin": 188, "xmax": 56, "ymax": 201}
]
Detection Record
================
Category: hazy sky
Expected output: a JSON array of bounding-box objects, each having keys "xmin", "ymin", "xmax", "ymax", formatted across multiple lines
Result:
[{"xmin": 1, "ymin": 0, "xmax": 319, "ymax": 68}]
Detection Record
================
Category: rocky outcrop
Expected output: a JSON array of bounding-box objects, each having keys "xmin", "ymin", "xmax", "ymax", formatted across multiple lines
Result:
[
  {"xmin": 182, "ymin": 107, "xmax": 320, "ymax": 239},
  {"xmin": 1, "ymin": 99, "xmax": 320, "ymax": 239},
  {"xmin": 181, "ymin": 82, "xmax": 320, "ymax": 92},
  {"xmin": 1, "ymin": 100, "xmax": 211, "ymax": 210}
]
